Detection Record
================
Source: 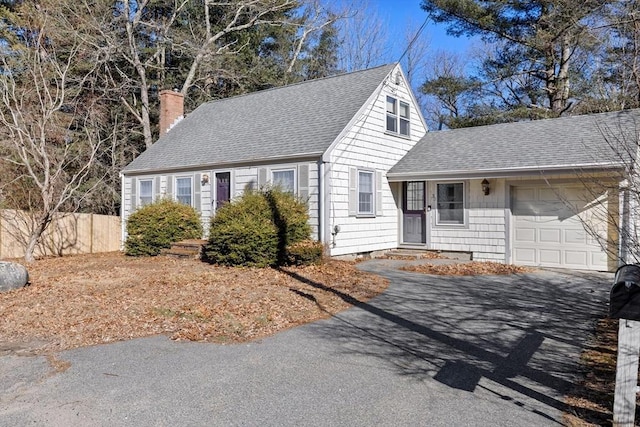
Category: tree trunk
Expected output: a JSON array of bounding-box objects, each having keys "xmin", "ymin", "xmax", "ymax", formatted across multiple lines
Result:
[
  {"xmin": 23, "ymin": 213, "xmax": 50, "ymax": 263},
  {"xmin": 550, "ymin": 35, "xmax": 572, "ymax": 113}
]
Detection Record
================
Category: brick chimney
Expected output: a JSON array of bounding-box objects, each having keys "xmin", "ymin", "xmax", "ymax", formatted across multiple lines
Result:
[{"xmin": 159, "ymin": 89, "xmax": 184, "ymax": 135}]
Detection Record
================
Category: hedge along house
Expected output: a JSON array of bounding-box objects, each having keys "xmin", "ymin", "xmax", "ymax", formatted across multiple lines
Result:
[
  {"xmin": 388, "ymin": 109, "xmax": 640, "ymax": 272},
  {"xmin": 120, "ymin": 64, "xmax": 428, "ymax": 257}
]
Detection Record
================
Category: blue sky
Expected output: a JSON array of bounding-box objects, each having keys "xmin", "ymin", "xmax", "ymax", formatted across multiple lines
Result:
[{"xmin": 369, "ymin": 0, "xmax": 474, "ymax": 57}]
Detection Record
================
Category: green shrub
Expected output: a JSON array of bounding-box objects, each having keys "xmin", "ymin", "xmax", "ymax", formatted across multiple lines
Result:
[
  {"xmin": 264, "ymin": 188, "xmax": 311, "ymax": 264},
  {"xmin": 204, "ymin": 191, "xmax": 279, "ymax": 267},
  {"xmin": 285, "ymin": 239, "xmax": 324, "ymax": 266},
  {"xmin": 205, "ymin": 188, "xmax": 313, "ymax": 267},
  {"xmin": 125, "ymin": 198, "xmax": 203, "ymax": 256}
]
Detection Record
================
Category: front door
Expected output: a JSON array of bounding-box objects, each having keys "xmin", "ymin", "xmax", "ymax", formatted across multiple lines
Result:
[
  {"xmin": 215, "ymin": 172, "xmax": 231, "ymax": 210},
  {"xmin": 403, "ymin": 181, "xmax": 426, "ymax": 244}
]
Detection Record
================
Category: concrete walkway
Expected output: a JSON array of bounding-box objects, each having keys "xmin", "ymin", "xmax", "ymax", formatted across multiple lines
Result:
[{"xmin": 0, "ymin": 260, "xmax": 613, "ymax": 426}]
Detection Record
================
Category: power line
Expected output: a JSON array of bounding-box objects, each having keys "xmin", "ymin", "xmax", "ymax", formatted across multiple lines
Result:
[{"xmin": 396, "ymin": 16, "xmax": 430, "ymax": 64}]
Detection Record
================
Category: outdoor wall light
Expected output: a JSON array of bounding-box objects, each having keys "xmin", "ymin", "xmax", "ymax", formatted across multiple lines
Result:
[
  {"xmin": 481, "ymin": 179, "xmax": 490, "ymax": 195},
  {"xmin": 201, "ymin": 174, "xmax": 209, "ymax": 185}
]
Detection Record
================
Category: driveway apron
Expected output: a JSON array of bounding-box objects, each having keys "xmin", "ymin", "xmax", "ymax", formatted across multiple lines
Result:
[{"xmin": 0, "ymin": 259, "xmax": 612, "ymax": 426}]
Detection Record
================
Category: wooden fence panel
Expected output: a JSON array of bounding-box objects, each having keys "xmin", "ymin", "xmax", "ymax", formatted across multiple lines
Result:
[{"xmin": 0, "ymin": 209, "xmax": 121, "ymax": 259}]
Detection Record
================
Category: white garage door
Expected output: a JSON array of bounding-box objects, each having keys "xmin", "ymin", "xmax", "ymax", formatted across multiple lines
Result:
[{"xmin": 511, "ymin": 184, "xmax": 610, "ymax": 271}]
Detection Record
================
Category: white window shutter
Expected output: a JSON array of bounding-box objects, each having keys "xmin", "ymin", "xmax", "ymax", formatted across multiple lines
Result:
[
  {"xmin": 166, "ymin": 175, "xmax": 173, "ymax": 199},
  {"xmin": 210, "ymin": 171, "xmax": 216, "ymax": 206},
  {"xmin": 298, "ymin": 164, "xmax": 309, "ymax": 200},
  {"xmin": 375, "ymin": 171, "xmax": 383, "ymax": 216},
  {"xmin": 155, "ymin": 176, "xmax": 161, "ymax": 200},
  {"xmin": 258, "ymin": 167, "xmax": 267, "ymax": 188},
  {"xmin": 230, "ymin": 170, "xmax": 235, "ymax": 197},
  {"xmin": 348, "ymin": 167, "xmax": 357, "ymax": 216},
  {"xmin": 130, "ymin": 178, "xmax": 137, "ymax": 210},
  {"xmin": 194, "ymin": 173, "xmax": 201, "ymax": 211}
]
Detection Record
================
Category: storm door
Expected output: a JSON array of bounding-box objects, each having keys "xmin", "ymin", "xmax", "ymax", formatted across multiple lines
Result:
[
  {"xmin": 215, "ymin": 172, "xmax": 231, "ymax": 210},
  {"xmin": 403, "ymin": 181, "xmax": 426, "ymax": 244}
]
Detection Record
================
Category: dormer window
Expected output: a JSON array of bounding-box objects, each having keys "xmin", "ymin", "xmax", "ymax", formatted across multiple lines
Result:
[{"xmin": 386, "ymin": 96, "xmax": 410, "ymax": 137}]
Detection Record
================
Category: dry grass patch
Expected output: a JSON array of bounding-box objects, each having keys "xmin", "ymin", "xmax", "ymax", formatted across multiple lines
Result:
[
  {"xmin": 401, "ymin": 261, "xmax": 534, "ymax": 276},
  {"xmin": 0, "ymin": 252, "xmax": 387, "ymax": 353}
]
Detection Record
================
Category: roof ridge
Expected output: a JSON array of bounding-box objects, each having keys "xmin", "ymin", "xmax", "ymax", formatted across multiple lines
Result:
[
  {"xmin": 434, "ymin": 108, "xmax": 640, "ymax": 133},
  {"xmin": 198, "ymin": 63, "xmax": 397, "ymax": 107}
]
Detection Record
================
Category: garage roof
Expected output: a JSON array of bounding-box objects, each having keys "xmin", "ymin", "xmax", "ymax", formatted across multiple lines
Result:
[{"xmin": 388, "ymin": 109, "xmax": 640, "ymax": 180}]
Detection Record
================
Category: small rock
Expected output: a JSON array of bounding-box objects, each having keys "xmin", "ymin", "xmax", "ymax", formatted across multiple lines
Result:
[{"xmin": 0, "ymin": 261, "xmax": 29, "ymax": 292}]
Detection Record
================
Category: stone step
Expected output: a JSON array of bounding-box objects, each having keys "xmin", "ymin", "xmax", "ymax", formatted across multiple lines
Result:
[
  {"xmin": 384, "ymin": 249, "xmax": 435, "ymax": 259},
  {"xmin": 384, "ymin": 249, "xmax": 471, "ymax": 261},
  {"xmin": 170, "ymin": 239, "xmax": 207, "ymax": 250},
  {"xmin": 163, "ymin": 239, "xmax": 207, "ymax": 259}
]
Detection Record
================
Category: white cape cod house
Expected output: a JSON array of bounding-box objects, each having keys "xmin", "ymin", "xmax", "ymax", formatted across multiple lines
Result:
[{"xmin": 121, "ymin": 63, "xmax": 640, "ymax": 272}]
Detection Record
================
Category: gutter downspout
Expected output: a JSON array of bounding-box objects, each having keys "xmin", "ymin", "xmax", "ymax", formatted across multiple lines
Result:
[{"xmin": 319, "ymin": 161, "xmax": 325, "ymax": 244}]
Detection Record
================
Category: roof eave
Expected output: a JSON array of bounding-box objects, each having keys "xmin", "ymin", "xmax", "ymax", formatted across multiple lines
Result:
[
  {"xmin": 386, "ymin": 162, "xmax": 624, "ymax": 181},
  {"xmin": 122, "ymin": 152, "xmax": 323, "ymax": 176}
]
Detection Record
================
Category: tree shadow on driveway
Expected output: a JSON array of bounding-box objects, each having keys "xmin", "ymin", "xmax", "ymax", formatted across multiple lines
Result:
[{"xmin": 279, "ymin": 261, "xmax": 613, "ymax": 424}]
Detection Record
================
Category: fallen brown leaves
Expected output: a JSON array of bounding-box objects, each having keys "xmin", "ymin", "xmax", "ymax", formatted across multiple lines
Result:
[
  {"xmin": 380, "ymin": 252, "xmax": 448, "ymax": 261},
  {"xmin": 563, "ymin": 318, "xmax": 630, "ymax": 426},
  {"xmin": 0, "ymin": 252, "xmax": 387, "ymax": 353},
  {"xmin": 401, "ymin": 261, "xmax": 534, "ymax": 276}
]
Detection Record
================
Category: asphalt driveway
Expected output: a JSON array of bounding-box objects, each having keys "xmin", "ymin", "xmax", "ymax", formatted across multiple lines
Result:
[{"xmin": 0, "ymin": 259, "xmax": 612, "ymax": 426}]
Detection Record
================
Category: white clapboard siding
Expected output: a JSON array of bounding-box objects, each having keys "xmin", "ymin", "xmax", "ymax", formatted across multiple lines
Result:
[{"xmin": 327, "ymin": 64, "xmax": 427, "ymax": 256}]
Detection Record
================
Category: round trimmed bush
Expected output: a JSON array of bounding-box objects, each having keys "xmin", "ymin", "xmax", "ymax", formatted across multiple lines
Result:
[
  {"xmin": 205, "ymin": 188, "xmax": 316, "ymax": 267},
  {"xmin": 205, "ymin": 191, "xmax": 279, "ymax": 267},
  {"xmin": 125, "ymin": 198, "xmax": 203, "ymax": 256}
]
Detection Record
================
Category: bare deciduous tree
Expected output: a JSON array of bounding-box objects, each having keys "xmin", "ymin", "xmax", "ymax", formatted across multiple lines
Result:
[
  {"xmin": 336, "ymin": 0, "xmax": 391, "ymax": 72},
  {"xmin": 0, "ymin": 3, "xmax": 108, "ymax": 262}
]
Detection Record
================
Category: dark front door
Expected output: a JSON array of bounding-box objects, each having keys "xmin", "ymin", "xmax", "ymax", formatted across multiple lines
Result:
[
  {"xmin": 403, "ymin": 181, "xmax": 426, "ymax": 244},
  {"xmin": 215, "ymin": 172, "xmax": 231, "ymax": 210}
]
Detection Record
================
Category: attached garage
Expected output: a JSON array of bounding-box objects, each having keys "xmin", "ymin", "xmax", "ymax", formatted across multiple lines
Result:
[
  {"xmin": 511, "ymin": 184, "xmax": 614, "ymax": 271},
  {"xmin": 388, "ymin": 109, "xmax": 638, "ymax": 271}
]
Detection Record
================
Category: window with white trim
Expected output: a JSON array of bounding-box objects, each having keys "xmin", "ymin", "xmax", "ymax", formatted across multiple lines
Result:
[
  {"xmin": 139, "ymin": 179, "xmax": 153, "ymax": 206},
  {"xmin": 272, "ymin": 169, "xmax": 295, "ymax": 193},
  {"xmin": 358, "ymin": 170, "xmax": 374, "ymax": 215},
  {"xmin": 386, "ymin": 96, "xmax": 410, "ymax": 137},
  {"xmin": 176, "ymin": 176, "xmax": 192, "ymax": 206},
  {"xmin": 437, "ymin": 182, "xmax": 464, "ymax": 225}
]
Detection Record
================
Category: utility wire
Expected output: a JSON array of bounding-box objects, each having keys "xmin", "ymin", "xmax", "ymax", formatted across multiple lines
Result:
[{"xmin": 396, "ymin": 16, "xmax": 430, "ymax": 64}]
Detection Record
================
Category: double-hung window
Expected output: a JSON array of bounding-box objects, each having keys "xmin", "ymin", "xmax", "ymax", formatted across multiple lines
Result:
[
  {"xmin": 176, "ymin": 176, "xmax": 193, "ymax": 206},
  {"xmin": 139, "ymin": 179, "xmax": 153, "ymax": 206},
  {"xmin": 437, "ymin": 182, "xmax": 464, "ymax": 225},
  {"xmin": 386, "ymin": 96, "xmax": 410, "ymax": 137},
  {"xmin": 272, "ymin": 169, "xmax": 295, "ymax": 193},
  {"xmin": 358, "ymin": 170, "xmax": 374, "ymax": 215}
]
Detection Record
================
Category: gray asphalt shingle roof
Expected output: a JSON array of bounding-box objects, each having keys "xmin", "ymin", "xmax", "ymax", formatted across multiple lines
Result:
[
  {"xmin": 388, "ymin": 109, "xmax": 640, "ymax": 178},
  {"xmin": 123, "ymin": 64, "xmax": 396, "ymax": 173}
]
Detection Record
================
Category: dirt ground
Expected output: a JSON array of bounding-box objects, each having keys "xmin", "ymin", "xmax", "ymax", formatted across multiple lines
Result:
[{"xmin": 0, "ymin": 252, "xmax": 388, "ymax": 353}]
